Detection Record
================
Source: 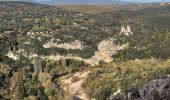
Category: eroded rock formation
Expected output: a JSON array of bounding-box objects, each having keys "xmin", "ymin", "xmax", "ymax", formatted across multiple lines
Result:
[
  {"xmin": 111, "ymin": 77, "xmax": 170, "ymax": 100},
  {"xmin": 86, "ymin": 38, "xmax": 125, "ymax": 65},
  {"xmin": 43, "ymin": 39, "xmax": 85, "ymax": 50},
  {"xmin": 120, "ymin": 25, "xmax": 133, "ymax": 36}
]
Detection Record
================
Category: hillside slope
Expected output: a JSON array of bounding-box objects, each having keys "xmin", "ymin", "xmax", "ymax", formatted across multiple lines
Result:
[
  {"xmin": 0, "ymin": 1, "xmax": 170, "ymax": 100},
  {"xmin": 1, "ymin": 2, "xmax": 170, "ymax": 65}
]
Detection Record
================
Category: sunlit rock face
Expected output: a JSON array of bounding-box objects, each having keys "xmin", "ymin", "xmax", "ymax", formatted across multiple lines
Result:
[
  {"xmin": 6, "ymin": 38, "xmax": 127, "ymax": 66},
  {"xmin": 43, "ymin": 39, "xmax": 85, "ymax": 50},
  {"xmin": 86, "ymin": 38, "xmax": 125, "ymax": 65},
  {"xmin": 6, "ymin": 27, "xmax": 131, "ymax": 66},
  {"xmin": 42, "ymin": 38, "xmax": 126, "ymax": 66},
  {"xmin": 120, "ymin": 25, "xmax": 133, "ymax": 36},
  {"xmin": 6, "ymin": 51, "xmax": 19, "ymax": 61},
  {"xmin": 98, "ymin": 38, "xmax": 123, "ymax": 51}
]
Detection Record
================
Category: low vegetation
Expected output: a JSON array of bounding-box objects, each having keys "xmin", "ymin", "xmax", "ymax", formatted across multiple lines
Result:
[{"xmin": 83, "ymin": 59, "xmax": 170, "ymax": 100}]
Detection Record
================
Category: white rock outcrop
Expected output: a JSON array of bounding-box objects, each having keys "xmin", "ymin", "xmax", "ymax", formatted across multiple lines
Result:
[
  {"xmin": 6, "ymin": 51, "xmax": 19, "ymax": 60},
  {"xmin": 43, "ymin": 39, "xmax": 85, "ymax": 50},
  {"xmin": 120, "ymin": 25, "xmax": 133, "ymax": 36},
  {"xmin": 7, "ymin": 38, "xmax": 127, "ymax": 66},
  {"xmin": 86, "ymin": 38, "xmax": 125, "ymax": 65},
  {"xmin": 42, "ymin": 38, "xmax": 127, "ymax": 66}
]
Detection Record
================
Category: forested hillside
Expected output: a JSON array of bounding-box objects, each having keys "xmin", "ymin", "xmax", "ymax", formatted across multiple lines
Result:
[{"xmin": 0, "ymin": 1, "xmax": 170, "ymax": 100}]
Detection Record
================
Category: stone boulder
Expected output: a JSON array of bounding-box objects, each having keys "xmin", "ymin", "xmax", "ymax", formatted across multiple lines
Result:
[
  {"xmin": 110, "ymin": 93, "xmax": 125, "ymax": 100},
  {"xmin": 111, "ymin": 77, "xmax": 170, "ymax": 100},
  {"xmin": 125, "ymin": 85, "xmax": 141, "ymax": 100},
  {"xmin": 139, "ymin": 77, "xmax": 170, "ymax": 100}
]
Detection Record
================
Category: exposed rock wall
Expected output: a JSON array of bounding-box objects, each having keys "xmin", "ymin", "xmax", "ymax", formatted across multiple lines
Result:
[
  {"xmin": 42, "ymin": 38, "xmax": 126, "ymax": 65},
  {"xmin": 111, "ymin": 77, "xmax": 170, "ymax": 100},
  {"xmin": 120, "ymin": 25, "xmax": 133, "ymax": 36},
  {"xmin": 5, "ymin": 51, "xmax": 19, "ymax": 61},
  {"xmin": 43, "ymin": 39, "xmax": 85, "ymax": 50},
  {"xmin": 6, "ymin": 25, "xmax": 133, "ymax": 65},
  {"xmin": 6, "ymin": 38, "xmax": 127, "ymax": 66},
  {"xmin": 86, "ymin": 38, "xmax": 126, "ymax": 65}
]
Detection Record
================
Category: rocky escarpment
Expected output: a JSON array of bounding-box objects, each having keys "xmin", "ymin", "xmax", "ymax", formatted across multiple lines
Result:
[
  {"xmin": 111, "ymin": 77, "xmax": 170, "ymax": 100},
  {"xmin": 42, "ymin": 38, "xmax": 126, "ymax": 65},
  {"xmin": 5, "ymin": 25, "xmax": 132, "ymax": 66},
  {"xmin": 120, "ymin": 25, "xmax": 133, "ymax": 36},
  {"xmin": 6, "ymin": 38, "xmax": 127, "ymax": 66},
  {"xmin": 43, "ymin": 39, "xmax": 85, "ymax": 50},
  {"xmin": 86, "ymin": 38, "xmax": 126, "ymax": 65}
]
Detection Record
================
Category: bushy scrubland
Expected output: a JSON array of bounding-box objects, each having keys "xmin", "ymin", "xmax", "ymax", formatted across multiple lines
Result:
[{"xmin": 83, "ymin": 59, "xmax": 170, "ymax": 100}]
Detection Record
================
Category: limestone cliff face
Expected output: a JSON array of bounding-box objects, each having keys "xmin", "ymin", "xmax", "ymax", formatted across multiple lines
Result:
[
  {"xmin": 6, "ymin": 51, "xmax": 19, "ymax": 61},
  {"xmin": 86, "ymin": 38, "xmax": 125, "ymax": 65},
  {"xmin": 43, "ymin": 39, "xmax": 85, "ymax": 50},
  {"xmin": 6, "ymin": 38, "xmax": 127, "ymax": 66},
  {"xmin": 120, "ymin": 25, "xmax": 133, "ymax": 36},
  {"xmin": 43, "ymin": 38, "xmax": 126, "ymax": 65},
  {"xmin": 7, "ymin": 25, "xmax": 132, "ymax": 66},
  {"xmin": 98, "ymin": 38, "xmax": 122, "ymax": 51}
]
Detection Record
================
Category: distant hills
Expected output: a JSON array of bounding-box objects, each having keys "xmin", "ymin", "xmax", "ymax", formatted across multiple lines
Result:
[{"xmin": 33, "ymin": 0, "xmax": 132, "ymax": 5}]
